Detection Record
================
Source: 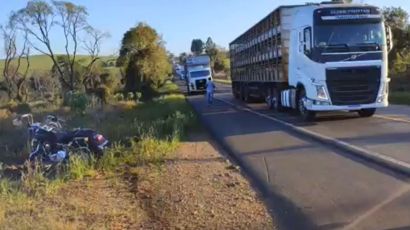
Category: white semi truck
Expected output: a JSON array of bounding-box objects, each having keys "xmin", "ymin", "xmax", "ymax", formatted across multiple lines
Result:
[
  {"xmin": 230, "ymin": 1, "xmax": 393, "ymax": 121},
  {"xmin": 185, "ymin": 55, "xmax": 213, "ymax": 94}
]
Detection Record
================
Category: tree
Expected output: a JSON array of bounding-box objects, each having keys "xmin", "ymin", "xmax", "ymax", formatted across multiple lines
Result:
[
  {"xmin": 204, "ymin": 37, "xmax": 218, "ymax": 72},
  {"xmin": 191, "ymin": 39, "xmax": 204, "ymax": 55},
  {"xmin": 383, "ymin": 7, "xmax": 410, "ymax": 73},
  {"xmin": 0, "ymin": 24, "xmax": 30, "ymax": 102},
  {"xmin": 383, "ymin": 7, "xmax": 409, "ymax": 30},
  {"xmin": 53, "ymin": 1, "xmax": 88, "ymax": 90},
  {"xmin": 82, "ymin": 27, "xmax": 110, "ymax": 90},
  {"xmin": 117, "ymin": 23, "xmax": 171, "ymax": 99},
  {"xmin": 214, "ymin": 49, "xmax": 230, "ymax": 73},
  {"xmin": 10, "ymin": 1, "xmax": 70, "ymax": 90},
  {"xmin": 11, "ymin": 0, "xmax": 94, "ymax": 91},
  {"xmin": 178, "ymin": 52, "xmax": 188, "ymax": 64}
]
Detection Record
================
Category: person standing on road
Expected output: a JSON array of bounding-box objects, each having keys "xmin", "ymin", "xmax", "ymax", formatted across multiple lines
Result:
[{"xmin": 206, "ymin": 80, "xmax": 216, "ymax": 105}]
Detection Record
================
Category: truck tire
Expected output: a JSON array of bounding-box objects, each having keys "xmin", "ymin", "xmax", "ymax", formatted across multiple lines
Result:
[
  {"xmin": 233, "ymin": 84, "xmax": 240, "ymax": 99},
  {"xmin": 241, "ymin": 84, "xmax": 250, "ymax": 102},
  {"xmin": 358, "ymin": 108, "xmax": 376, "ymax": 117},
  {"xmin": 243, "ymin": 85, "xmax": 251, "ymax": 103},
  {"xmin": 240, "ymin": 84, "xmax": 245, "ymax": 101},
  {"xmin": 298, "ymin": 88, "xmax": 316, "ymax": 122}
]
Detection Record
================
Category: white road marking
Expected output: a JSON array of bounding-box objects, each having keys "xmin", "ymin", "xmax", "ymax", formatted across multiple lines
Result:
[
  {"xmin": 216, "ymin": 97, "xmax": 410, "ymax": 175},
  {"xmin": 375, "ymin": 114, "xmax": 410, "ymax": 124},
  {"xmin": 342, "ymin": 184, "xmax": 410, "ymax": 230}
]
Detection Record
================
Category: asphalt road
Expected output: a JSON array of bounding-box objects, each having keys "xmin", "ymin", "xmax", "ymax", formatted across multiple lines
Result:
[{"xmin": 183, "ymin": 81, "xmax": 410, "ymax": 230}]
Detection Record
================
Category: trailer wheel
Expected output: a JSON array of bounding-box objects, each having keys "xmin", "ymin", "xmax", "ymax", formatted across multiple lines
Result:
[
  {"xmin": 243, "ymin": 85, "xmax": 251, "ymax": 102},
  {"xmin": 233, "ymin": 84, "xmax": 240, "ymax": 99},
  {"xmin": 298, "ymin": 88, "xmax": 316, "ymax": 121},
  {"xmin": 240, "ymin": 84, "xmax": 245, "ymax": 101},
  {"xmin": 358, "ymin": 108, "xmax": 376, "ymax": 117}
]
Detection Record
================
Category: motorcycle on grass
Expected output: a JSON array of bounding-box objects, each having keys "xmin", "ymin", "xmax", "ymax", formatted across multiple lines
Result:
[{"xmin": 13, "ymin": 114, "xmax": 109, "ymax": 174}]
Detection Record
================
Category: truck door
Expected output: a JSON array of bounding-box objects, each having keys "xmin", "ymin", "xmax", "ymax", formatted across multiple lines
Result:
[{"xmin": 294, "ymin": 26, "xmax": 313, "ymax": 84}]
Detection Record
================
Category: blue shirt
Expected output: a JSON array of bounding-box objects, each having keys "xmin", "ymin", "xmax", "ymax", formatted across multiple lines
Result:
[{"xmin": 206, "ymin": 81, "xmax": 215, "ymax": 93}]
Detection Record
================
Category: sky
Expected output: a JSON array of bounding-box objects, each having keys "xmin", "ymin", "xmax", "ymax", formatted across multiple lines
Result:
[{"xmin": 0, "ymin": 0, "xmax": 409, "ymax": 57}]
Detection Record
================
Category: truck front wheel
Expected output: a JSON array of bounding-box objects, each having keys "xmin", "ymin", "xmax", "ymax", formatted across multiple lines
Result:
[
  {"xmin": 358, "ymin": 108, "xmax": 376, "ymax": 117},
  {"xmin": 298, "ymin": 88, "xmax": 316, "ymax": 122}
]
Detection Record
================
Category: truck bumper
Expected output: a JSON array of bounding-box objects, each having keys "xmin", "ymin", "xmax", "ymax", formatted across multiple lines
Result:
[
  {"xmin": 188, "ymin": 79, "xmax": 208, "ymax": 92},
  {"xmin": 305, "ymin": 98, "xmax": 388, "ymax": 111}
]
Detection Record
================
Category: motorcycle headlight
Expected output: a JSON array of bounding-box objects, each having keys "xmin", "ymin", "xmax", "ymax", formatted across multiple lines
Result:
[{"xmin": 315, "ymin": 85, "xmax": 329, "ymax": 101}]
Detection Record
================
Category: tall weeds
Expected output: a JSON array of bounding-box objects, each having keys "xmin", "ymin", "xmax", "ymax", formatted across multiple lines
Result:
[{"xmin": 0, "ymin": 89, "xmax": 198, "ymax": 225}]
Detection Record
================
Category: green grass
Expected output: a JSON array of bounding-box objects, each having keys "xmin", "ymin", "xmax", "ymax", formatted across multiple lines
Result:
[
  {"xmin": 213, "ymin": 78, "xmax": 232, "ymax": 85},
  {"xmin": 157, "ymin": 80, "xmax": 180, "ymax": 94},
  {"xmin": 0, "ymin": 54, "xmax": 119, "ymax": 79},
  {"xmin": 0, "ymin": 82, "xmax": 198, "ymax": 227},
  {"xmin": 389, "ymin": 91, "xmax": 410, "ymax": 105}
]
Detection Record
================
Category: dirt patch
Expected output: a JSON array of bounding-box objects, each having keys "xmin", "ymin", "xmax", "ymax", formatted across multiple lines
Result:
[
  {"xmin": 1, "ymin": 133, "xmax": 274, "ymax": 229},
  {"xmin": 133, "ymin": 133, "xmax": 274, "ymax": 229},
  {"xmin": 46, "ymin": 177, "xmax": 144, "ymax": 229},
  {"xmin": 0, "ymin": 176, "xmax": 145, "ymax": 230}
]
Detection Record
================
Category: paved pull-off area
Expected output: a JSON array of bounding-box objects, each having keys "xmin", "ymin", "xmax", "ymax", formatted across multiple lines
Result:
[{"xmin": 185, "ymin": 81, "xmax": 410, "ymax": 230}]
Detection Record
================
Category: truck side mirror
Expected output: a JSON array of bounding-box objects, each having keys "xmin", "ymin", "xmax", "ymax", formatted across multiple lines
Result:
[
  {"xmin": 303, "ymin": 27, "xmax": 312, "ymax": 55},
  {"xmin": 386, "ymin": 25, "xmax": 393, "ymax": 52}
]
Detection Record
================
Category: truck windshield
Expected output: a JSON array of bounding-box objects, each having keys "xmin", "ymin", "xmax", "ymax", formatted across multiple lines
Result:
[
  {"xmin": 315, "ymin": 23, "xmax": 385, "ymax": 51},
  {"xmin": 190, "ymin": 70, "xmax": 210, "ymax": 78}
]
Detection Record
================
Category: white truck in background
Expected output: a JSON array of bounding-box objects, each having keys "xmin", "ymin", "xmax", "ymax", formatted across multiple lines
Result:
[
  {"xmin": 185, "ymin": 55, "xmax": 213, "ymax": 94},
  {"xmin": 230, "ymin": 1, "xmax": 393, "ymax": 121}
]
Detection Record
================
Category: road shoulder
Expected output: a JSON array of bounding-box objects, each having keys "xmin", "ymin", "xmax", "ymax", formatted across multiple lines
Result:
[{"xmin": 133, "ymin": 132, "xmax": 275, "ymax": 229}]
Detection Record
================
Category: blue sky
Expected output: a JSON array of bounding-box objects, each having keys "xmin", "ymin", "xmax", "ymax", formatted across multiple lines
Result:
[{"xmin": 0, "ymin": 0, "xmax": 409, "ymax": 56}]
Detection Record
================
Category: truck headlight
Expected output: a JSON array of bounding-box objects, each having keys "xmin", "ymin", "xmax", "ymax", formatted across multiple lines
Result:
[{"xmin": 315, "ymin": 85, "xmax": 329, "ymax": 101}]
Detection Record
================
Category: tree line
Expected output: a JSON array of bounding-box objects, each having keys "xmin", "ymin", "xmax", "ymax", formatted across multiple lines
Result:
[
  {"xmin": 0, "ymin": 0, "xmax": 111, "ymax": 107},
  {"xmin": 0, "ymin": 0, "xmax": 173, "ymax": 109},
  {"xmin": 176, "ymin": 37, "xmax": 230, "ymax": 76}
]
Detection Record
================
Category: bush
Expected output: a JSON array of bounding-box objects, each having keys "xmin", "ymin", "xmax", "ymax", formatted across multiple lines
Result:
[
  {"xmin": 114, "ymin": 93, "xmax": 124, "ymax": 101},
  {"xmin": 0, "ymin": 109, "xmax": 10, "ymax": 120},
  {"xmin": 127, "ymin": 92, "xmax": 135, "ymax": 100},
  {"xmin": 3, "ymin": 101, "xmax": 31, "ymax": 114},
  {"xmin": 14, "ymin": 103, "xmax": 31, "ymax": 114},
  {"xmin": 389, "ymin": 91, "xmax": 410, "ymax": 105},
  {"xmin": 65, "ymin": 92, "xmax": 89, "ymax": 114}
]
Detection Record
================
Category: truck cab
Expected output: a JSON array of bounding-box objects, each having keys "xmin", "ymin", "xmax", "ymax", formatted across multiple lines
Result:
[
  {"xmin": 185, "ymin": 55, "xmax": 213, "ymax": 94},
  {"xmin": 229, "ymin": 1, "xmax": 393, "ymax": 121},
  {"xmin": 289, "ymin": 4, "xmax": 393, "ymax": 120}
]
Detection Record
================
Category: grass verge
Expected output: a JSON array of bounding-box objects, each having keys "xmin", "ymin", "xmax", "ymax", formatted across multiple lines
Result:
[
  {"xmin": 389, "ymin": 91, "xmax": 410, "ymax": 105},
  {"xmin": 213, "ymin": 78, "xmax": 232, "ymax": 85},
  {"xmin": 0, "ymin": 82, "xmax": 199, "ymax": 228}
]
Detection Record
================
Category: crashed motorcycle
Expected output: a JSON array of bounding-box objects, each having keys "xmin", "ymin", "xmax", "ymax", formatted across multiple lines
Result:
[{"xmin": 14, "ymin": 114, "xmax": 109, "ymax": 166}]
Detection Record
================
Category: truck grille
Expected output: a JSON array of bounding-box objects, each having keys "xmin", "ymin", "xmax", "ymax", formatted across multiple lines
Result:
[
  {"xmin": 195, "ymin": 79, "xmax": 207, "ymax": 90},
  {"xmin": 326, "ymin": 66, "xmax": 381, "ymax": 106}
]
